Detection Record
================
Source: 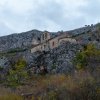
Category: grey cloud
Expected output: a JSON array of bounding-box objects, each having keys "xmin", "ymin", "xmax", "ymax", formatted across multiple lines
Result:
[
  {"xmin": 79, "ymin": 0, "xmax": 100, "ymax": 18},
  {"xmin": 0, "ymin": 21, "xmax": 14, "ymax": 36},
  {"xmin": 28, "ymin": 0, "xmax": 81, "ymax": 31},
  {"xmin": 0, "ymin": 0, "xmax": 100, "ymax": 36},
  {"xmin": 29, "ymin": 1, "xmax": 64, "ymax": 27}
]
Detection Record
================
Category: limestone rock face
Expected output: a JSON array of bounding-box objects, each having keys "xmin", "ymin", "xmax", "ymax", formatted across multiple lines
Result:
[
  {"xmin": 0, "ymin": 57, "xmax": 9, "ymax": 68},
  {"xmin": 0, "ymin": 42, "xmax": 81, "ymax": 74},
  {"xmin": 35, "ymin": 42, "xmax": 82, "ymax": 74},
  {"xmin": 32, "ymin": 40, "xmax": 100, "ymax": 74},
  {"xmin": 0, "ymin": 30, "xmax": 42, "ymax": 52}
]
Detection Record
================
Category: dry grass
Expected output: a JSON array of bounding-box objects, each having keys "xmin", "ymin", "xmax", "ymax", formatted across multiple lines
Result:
[
  {"xmin": 15, "ymin": 70, "xmax": 100, "ymax": 100},
  {"xmin": 0, "ymin": 69, "xmax": 99, "ymax": 100},
  {"xmin": 0, "ymin": 87, "xmax": 23, "ymax": 100},
  {"xmin": 0, "ymin": 94, "xmax": 23, "ymax": 100}
]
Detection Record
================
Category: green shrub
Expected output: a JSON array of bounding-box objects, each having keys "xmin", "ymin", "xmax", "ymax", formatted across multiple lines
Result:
[
  {"xmin": 0, "ymin": 66, "xmax": 4, "ymax": 71},
  {"xmin": 52, "ymin": 63, "xmax": 57, "ymax": 69},
  {"xmin": 7, "ymin": 58, "xmax": 28, "ymax": 87},
  {"xmin": 7, "ymin": 48, "xmax": 27, "ymax": 54},
  {"xmin": 74, "ymin": 44, "xmax": 100, "ymax": 70}
]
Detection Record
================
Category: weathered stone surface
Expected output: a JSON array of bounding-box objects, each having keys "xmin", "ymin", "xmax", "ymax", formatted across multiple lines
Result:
[
  {"xmin": 44, "ymin": 42, "xmax": 82, "ymax": 74},
  {"xmin": 0, "ymin": 30, "xmax": 42, "ymax": 52}
]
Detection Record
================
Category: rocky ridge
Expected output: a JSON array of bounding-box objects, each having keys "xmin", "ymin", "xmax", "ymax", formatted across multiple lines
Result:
[{"xmin": 0, "ymin": 24, "xmax": 100, "ymax": 75}]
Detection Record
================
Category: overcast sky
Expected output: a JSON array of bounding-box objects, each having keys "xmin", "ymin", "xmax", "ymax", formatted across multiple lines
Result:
[{"xmin": 0, "ymin": 0, "xmax": 100, "ymax": 36}]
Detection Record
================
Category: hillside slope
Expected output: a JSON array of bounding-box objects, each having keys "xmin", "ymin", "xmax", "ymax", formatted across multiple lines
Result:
[{"xmin": 0, "ymin": 24, "xmax": 100, "ymax": 76}]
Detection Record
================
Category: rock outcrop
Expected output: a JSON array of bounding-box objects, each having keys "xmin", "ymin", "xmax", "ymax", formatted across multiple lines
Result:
[
  {"xmin": 0, "ymin": 30, "xmax": 42, "ymax": 52},
  {"xmin": 0, "ymin": 24, "xmax": 100, "ymax": 75}
]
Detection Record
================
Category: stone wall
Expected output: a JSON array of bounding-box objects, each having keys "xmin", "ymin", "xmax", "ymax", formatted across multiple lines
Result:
[
  {"xmin": 31, "ymin": 45, "xmax": 42, "ymax": 53},
  {"xmin": 49, "ymin": 37, "xmax": 59, "ymax": 49},
  {"xmin": 59, "ymin": 38, "xmax": 77, "ymax": 44},
  {"xmin": 31, "ymin": 36, "xmax": 77, "ymax": 53}
]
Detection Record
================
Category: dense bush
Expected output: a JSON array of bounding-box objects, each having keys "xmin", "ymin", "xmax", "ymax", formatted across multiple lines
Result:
[
  {"xmin": 6, "ymin": 58, "xmax": 28, "ymax": 87},
  {"xmin": 74, "ymin": 44, "xmax": 100, "ymax": 70},
  {"xmin": 0, "ymin": 66, "xmax": 4, "ymax": 71}
]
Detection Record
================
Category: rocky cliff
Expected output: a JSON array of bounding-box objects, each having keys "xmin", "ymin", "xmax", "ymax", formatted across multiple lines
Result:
[
  {"xmin": 0, "ymin": 24, "xmax": 100, "ymax": 76},
  {"xmin": 0, "ymin": 30, "xmax": 42, "ymax": 52}
]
